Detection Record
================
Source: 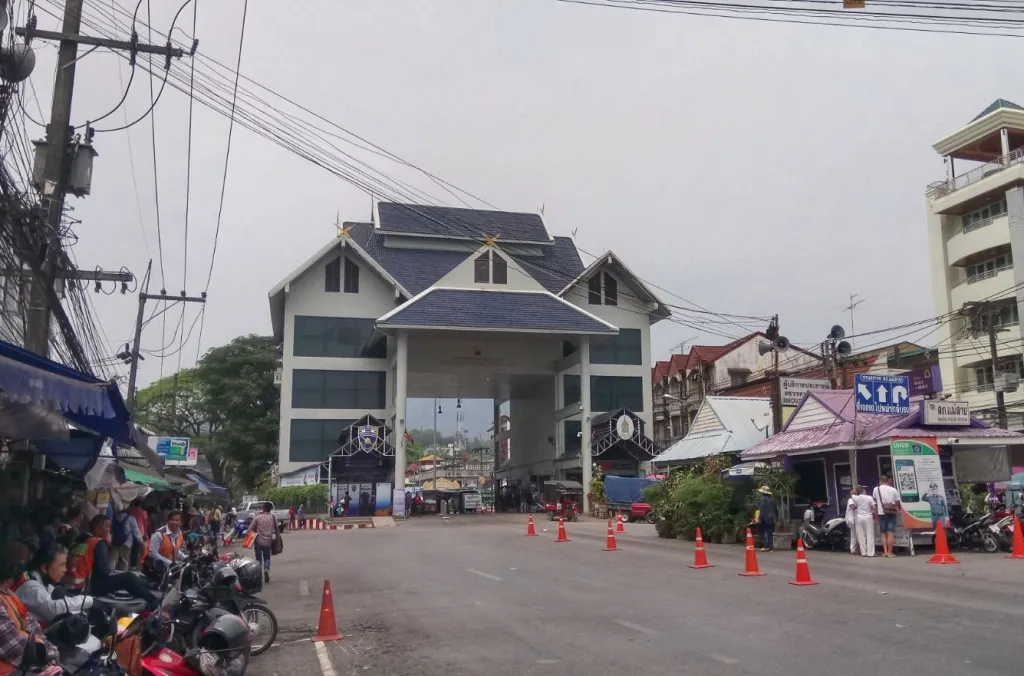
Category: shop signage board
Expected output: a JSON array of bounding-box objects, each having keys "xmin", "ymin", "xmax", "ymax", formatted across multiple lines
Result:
[
  {"xmin": 148, "ymin": 436, "xmax": 196, "ymax": 466},
  {"xmin": 922, "ymin": 400, "xmax": 970, "ymax": 426},
  {"xmin": 780, "ymin": 377, "xmax": 831, "ymax": 407},
  {"xmin": 890, "ymin": 437, "xmax": 948, "ymax": 529},
  {"xmin": 898, "ymin": 365, "xmax": 942, "ymax": 397},
  {"xmin": 854, "ymin": 374, "xmax": 910, "ymax": 415}
]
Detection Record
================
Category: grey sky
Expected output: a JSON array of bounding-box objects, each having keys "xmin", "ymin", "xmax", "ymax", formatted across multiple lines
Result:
[{"xmin": 19, "ymin": 0, "xmax": 1022, "ymax": 409}]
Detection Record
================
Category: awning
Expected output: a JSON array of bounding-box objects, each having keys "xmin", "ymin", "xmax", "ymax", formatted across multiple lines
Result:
[
  {"xmin": 123, "ymin": 467, "xmax": 171, "ymax": 489},
  {"xmin": 0, "ymin": 340, "xmax": 132, "ymax": 444},
  {"xmin": 186, "ymin": 473, "xmax": 228, "ymax": 498}
]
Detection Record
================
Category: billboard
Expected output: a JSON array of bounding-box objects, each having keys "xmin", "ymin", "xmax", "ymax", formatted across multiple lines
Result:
[
  {"xmin": 890, "ymin": 437, "xmax": 948, "ymax": 529},
  {"xmin": 148, "ymin": 436, "xmax": 196, "ymax": 466}
]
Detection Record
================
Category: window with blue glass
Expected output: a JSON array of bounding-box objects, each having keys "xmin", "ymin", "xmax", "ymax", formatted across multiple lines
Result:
[
  {"xmin": 591, "ymin": 329, "xmax": 642, "ymax": 365},
  {"xmin": 289, "ymin": 419, "xmax": 354, "ymax": 462},
  {"xmin": 592, "ymin": 376, "xmax": 644, "ymax": 412},
  {"xmin": 564, "ymin": 420, "xmax": 582, "ymax": 455},
  {"xmin": 563, "ymin": 375, "xmax": 581, "ymax": 406},
  {"xmin": 293, "ymin": 316, "xmax": 386, "ymax": 358},
  {"xmin": 292, "ymin": 370, "xmax": 387, "ymax": 409}
]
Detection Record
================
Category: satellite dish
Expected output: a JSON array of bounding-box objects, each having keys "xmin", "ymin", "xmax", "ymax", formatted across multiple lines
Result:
[
  {"xmin": 758, "ymin": 341, "xmax": 774, "ymax": 356},
  {"xmin": 829, "ymin": 325, "xmax": 846, "ymax": 341},
  {"xmin": 836, "ymin": 340, "xmax": 852, "ymax": 357},
  {"xmin": 774, "ymin": 336, "xmax": 791, "ymax": 351},
  {"xmin": 0, "ymin": 44, "xmax": 35, "ymax": 83}
]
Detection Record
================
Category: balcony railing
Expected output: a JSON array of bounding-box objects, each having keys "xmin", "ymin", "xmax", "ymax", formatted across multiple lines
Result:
[
  {"xmin": 927, "ymin": 148, "xmax": 1024, "ymax": 198},
  {"xmin": 962, "ymin": 215, "xmax": 998, "ymax": 235},
  {"xmin": 956, "ymin": 264, "xmax": 1013, "ymax": 287}
]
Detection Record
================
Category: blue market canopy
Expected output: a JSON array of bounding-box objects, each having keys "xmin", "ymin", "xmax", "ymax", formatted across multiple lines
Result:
[
  {"xmin": 186, "ymin": 472, "xmax": 229, "ymax": 497},
  {"xmin": 0, "ymin": 339, "xmax": 133, "ymax": 445}
]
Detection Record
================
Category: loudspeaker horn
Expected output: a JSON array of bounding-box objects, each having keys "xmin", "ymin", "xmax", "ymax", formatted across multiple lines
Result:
[
  {"xmin": 758, "ymin": 341, "xmax": 774, "ymax": 356},
  {"xmin": 829, "ymin": 325, "xmax": 846, "ymax": 341},
  {"xmin": 774, "ymin": 336, "xmax": 791, "ymax": 351},
  {"xmin": 836, "ymin": 340, "xmax": 852, "ymax": 357}
]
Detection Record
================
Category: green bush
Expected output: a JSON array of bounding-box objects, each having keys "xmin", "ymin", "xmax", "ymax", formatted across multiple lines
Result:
[
  {"xmin": 643, "ymin": 461, "xmax": 740, "ymax": 542},
  {"xmin": 264, "ymin": 485, "xmax": 330, "ymax": 514}
]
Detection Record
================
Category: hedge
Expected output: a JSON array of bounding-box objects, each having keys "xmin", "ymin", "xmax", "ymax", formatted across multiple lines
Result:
[{"xmin": 263, "ymin": 485, "xmax": 330, "ymax": 514}]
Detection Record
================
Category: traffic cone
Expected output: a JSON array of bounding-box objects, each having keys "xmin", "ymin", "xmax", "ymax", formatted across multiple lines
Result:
[
  {"xmin": 555, "ymin": 516, "xmax": 569, "ymax": 543},
  {"xmin": 927, "ymin": 521, "xmax": 959, "ymax": 564},
  {"xmin": 603, "ymin": 520, "xmax": 619, "ymax": 551},
  {"xmin": 688, "ymin": 528, "xmax": 712, "ymax": 569},
  {"xmin": 525, "ymin": 514, "xmax": 538, "ymax": 537},
  {"xmin": 789, "ymin": 537, "xmax": 818, "ymax": 586},
  {"xmin": 738, "ymin": 528, "xmax": 765, "ymax": 576},
  {"xmin": 1006, "ymin": 515, "xmax": 1024, "ymax": 559},
  {"xmin": 312, "ymin": 580, "xmax": 343, "ymax": 642},
  {"xmin": 616, "ymin": 512, "xmax": 626, "ymax": 533}
]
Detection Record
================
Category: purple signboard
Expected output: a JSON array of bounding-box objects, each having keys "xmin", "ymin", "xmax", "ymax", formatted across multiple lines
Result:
[{"xmin": 899, "ymin": 366, "xmax": 942, "ymax": 396}]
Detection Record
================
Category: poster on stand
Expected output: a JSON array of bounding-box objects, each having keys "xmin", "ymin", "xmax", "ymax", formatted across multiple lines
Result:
[
  {"xmin": 890, "ymin": 437, "xmax": 948, "ymax": 529},
  {"xmin": 375, "ymin": 482, "xmax": 393, "ymax": 515},
  {"xmin": 346, "ymin": 484, "xmax": 360, "ymax": 516},
  {"xmin": 392, "ymin": 489, "xmax": 406, "ymax": 518}
]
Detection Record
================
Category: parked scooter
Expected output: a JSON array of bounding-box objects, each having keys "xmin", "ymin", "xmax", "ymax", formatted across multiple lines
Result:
[{"xmin": 799, "ymin": 502, "xmax": 850, "ymax": 551}]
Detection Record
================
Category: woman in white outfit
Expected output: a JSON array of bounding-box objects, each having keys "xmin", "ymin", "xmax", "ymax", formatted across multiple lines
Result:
[
  {"xmin": 853, "ymin": 487, "xmax": 877, "ymax": 557},
  {"xmin": 845, "ymin": 493, "xmax": 859, "ymax": 555}
]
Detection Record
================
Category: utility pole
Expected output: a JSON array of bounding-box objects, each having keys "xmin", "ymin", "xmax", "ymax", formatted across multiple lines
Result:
[
  {"xmin": 843, "ymin": 294, "xmax": 864, "ymax": 351},
  {"xmin": 769, "ymin": 315, "xmax": 783, "ymax": 434},
  {"xmin": 17, "ymin": 6, "xmax": 185, "ymax": 357},
  {"xmin": 125, "ymin": 261, "xmax": 207, "ymax": 409},
  {"xmin": 961, "ymin": 301, "xmax": 1008, "ymax": 429}
]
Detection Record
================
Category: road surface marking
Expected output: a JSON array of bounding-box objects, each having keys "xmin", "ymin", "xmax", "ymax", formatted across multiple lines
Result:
[
  {"xmin": 299, "ymin": 580, "xmax": 310, "ymax": 596},
  {"xmin": 615, "ymin": 619, "xmax": 657, "ymax": 636},
  {"xmin": 537, "ymin": 659, "xmax": 560, "ymax": 665},
  {"xmin": 466, "ymin": 568, "xmax": 503, "ymax": 581},
  {"xmin": 314, "ymin": 640, "xmax": 337, "ymax": 676},
  {"xmin": 709, "ymin": 654, "xmax": 738, "ymax": 664}
]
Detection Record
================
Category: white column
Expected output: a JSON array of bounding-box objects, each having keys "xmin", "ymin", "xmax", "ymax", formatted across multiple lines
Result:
[
  {"xmin": 1002, "ymin": 127, "xmax": 1011, "ymax": 158},
  {"xmin": 493, "ymin": 402, "xmax": 501, "ymax": 482},
  {"xmin": 580, "ymin": 336, "xmax": 592, "ymax": 512},
  {"xmin": 394, "ymin": 331, "xmax": 409, "ymax": 487}
]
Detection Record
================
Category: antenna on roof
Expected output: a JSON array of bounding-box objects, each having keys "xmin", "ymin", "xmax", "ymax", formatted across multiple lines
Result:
[
  {"xmin": 539, "ymin": 204, "xmax": 545, "ymax": 216},
  {"xmin": 673, "ymin": 337, "xmax": 697, "ymax": 353},
  {"xmin": 571, "ymin": 227, "xmax": 578, "ymax": 239}
]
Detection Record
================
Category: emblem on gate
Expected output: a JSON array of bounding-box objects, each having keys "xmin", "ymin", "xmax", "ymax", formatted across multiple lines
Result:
[
  {"xmin": 358, "ymin": 425, "xmax": 378, "ymax": 452},
  {"xmin": 615, "ymin": 414, "xmax": 635, "ymax": 440}
]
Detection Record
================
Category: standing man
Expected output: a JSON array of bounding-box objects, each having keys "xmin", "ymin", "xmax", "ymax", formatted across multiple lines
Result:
[
  {"xmin": 341, "ymin": 491, "xmax": 351, "ymax": 518},
  {"xmin": 756, "ymin": 485, "xmax": 777, "ymax": 552},
  {"xmin": 853, "ymin": 487, "xmax": 877, "ymax": 557},
  {"xmin": 872, "ymin": 475, "xmax": 902, "ymax": 558}
]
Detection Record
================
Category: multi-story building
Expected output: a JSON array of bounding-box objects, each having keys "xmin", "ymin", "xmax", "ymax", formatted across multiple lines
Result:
[{"xmin": 926, "ymin": 99, "xmax": 1024, "ymax": 428}]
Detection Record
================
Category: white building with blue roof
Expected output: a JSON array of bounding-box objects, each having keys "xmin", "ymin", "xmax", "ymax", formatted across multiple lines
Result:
[{"xmin": 268, "ymin": 202, "xmax": 668, "ymax": 508}]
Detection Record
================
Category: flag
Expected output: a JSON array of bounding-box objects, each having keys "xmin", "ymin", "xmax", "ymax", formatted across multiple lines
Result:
[{"xmin": 404, "ymin": 432, "xmax": 414, "ymax": 444}]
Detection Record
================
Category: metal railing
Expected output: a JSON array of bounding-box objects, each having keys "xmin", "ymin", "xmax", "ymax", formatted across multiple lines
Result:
[
  {"xmin": 956, "ymin": 265, "xmax": 1012, "ymax": 287},
  {"xmin": 926, "ymin": 148, "xmax": 1024, "ymax": 198},
  {"xmin": 961, "ymin": 214, "xmax": 999, "ymax": 234}
]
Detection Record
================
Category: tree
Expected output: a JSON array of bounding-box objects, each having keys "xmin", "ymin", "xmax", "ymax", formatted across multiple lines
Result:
[{"xmin": 196, "ymin": 334, "xmax": 280, "ymax": 490}]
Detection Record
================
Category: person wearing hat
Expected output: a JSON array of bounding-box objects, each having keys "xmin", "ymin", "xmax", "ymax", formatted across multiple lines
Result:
[{"xmin": 756, "ymin": 486, "xmax": 778, "ymax": 552}]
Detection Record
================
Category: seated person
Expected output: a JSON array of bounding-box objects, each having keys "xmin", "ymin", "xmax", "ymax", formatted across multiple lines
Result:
[
  {"xmin": 0, "ymin": 541, "xmax": 59, "ymax": 673},
  {"xmin": 72, "ymin": 516, "xmax": 158, "ymax": 610}
]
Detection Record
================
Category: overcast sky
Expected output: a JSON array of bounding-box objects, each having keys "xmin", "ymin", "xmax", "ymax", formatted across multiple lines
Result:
[{"xmin": 18, "ymin": 0, "xmax": 1024, "ymax": 433}]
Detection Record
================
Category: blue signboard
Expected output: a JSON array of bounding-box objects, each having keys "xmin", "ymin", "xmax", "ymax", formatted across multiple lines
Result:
[{"xmin": 854, "ymin": 374, "xmax": 911, "ymax": 415}]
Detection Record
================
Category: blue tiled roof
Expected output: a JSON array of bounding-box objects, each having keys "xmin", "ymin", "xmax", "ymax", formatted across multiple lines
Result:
[
  {"xmin": 347, "ymin": 223, "xmax": 584, "ymax": 295},
  {"xmin": 377, "ymin": 289, "xmax": 617, "ymax": 334},
  {"xmin": 972, "ymin": 98, "xmax": 1024, "ymax": 122},
  {"xmin": 376, "ymin": 203, "xmax": 552, "ymax": 243}
]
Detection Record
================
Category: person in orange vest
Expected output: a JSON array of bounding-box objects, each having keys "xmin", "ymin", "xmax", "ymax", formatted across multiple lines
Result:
[
  {"xmin": 0, "ymin": 541, "xmax": 59, "ymax": 674},
  {"xmin": 146, "ymin": 510, "xmax": 186, "ymax": 571},
  {"xmin": 74, "ymin": 516, "xmax": 158, "ymax": 609}
]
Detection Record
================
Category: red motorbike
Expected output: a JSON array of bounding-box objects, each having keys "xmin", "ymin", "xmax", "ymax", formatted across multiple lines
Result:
[{"xmin": 118, "ymin": 609, "xmax": 251, "ymax": 676}]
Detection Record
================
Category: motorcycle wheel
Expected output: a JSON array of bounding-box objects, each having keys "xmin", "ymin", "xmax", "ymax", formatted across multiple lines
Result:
[
  {"xmin": 800, "ymin": 533, "xmax": 814, "ymax": 550},
  {"xmin": 982, "ymin": 531, "xmax": 1001, "ymax": 553},
  {"xmin": 242, "ymin": 603, "xmax": 278, "ymax": 656}
]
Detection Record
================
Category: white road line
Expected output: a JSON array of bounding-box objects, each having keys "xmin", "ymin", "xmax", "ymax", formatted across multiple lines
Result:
[
  {"xmin": 314, "ymin": 640, "xmax": 337, "ymax": 676},
  {"xmin": 466, "ymin": 568, "xmax": 503, "ymax": 581},
  {"xmin": 709, "ymin": 654, "xmax": 739, "ymax": 665},
  {"xmin": 299, "ymin": 580, "xmax": 310, "ymax": 596},
  {"xmin": 614, "ymin": 619, "xmax": 657, "ymax": 636}
]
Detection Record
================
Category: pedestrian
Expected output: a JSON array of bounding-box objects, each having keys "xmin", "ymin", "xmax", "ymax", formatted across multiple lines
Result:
[
  {"xmin": 248, "ymin": 502, "xmax": 279, "ymax": 584},
  {"xmin": 109, "ymin": 505, "xmax": 142, "ymax": 572},
  {"xmin": 872, "ymin": 475, "xmax": 901, "ymax": 558},
  {"xmin": 341, "ymin": 491, "xmax": 351, "ymax": 517},
  {"xmin": 853, "ymin": 486, "xmax": 877, "ymax": 557},
  {"xmin": 297, "ymin": 504, "xmax": 306, "ymax": 529},
  {"xmin": 413, "ymin": 493, "xmax": 423, "ymax": 516},
  {"xmin": 845, "ymin": 492, "xmax": 858, "ymax": 555},
  {"xmin": 209, "ymin": 505, "xmax": 223, "ymax": 540},
  {"xmin": 288, "ymin": 504, "xmax": 296, "ymax": 530},
  {"xmin": 756, "ymin": 485, "xmax": 777, "ymax": 552}
]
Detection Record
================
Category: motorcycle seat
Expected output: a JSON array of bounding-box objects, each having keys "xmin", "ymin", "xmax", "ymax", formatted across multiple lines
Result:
[{"xmin": 93, "ymin": 595, "xmax": 150, "ymax": 617}]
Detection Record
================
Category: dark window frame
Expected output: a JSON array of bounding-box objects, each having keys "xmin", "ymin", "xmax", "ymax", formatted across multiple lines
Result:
[
  {"xmin": 603, "ymin": 273, "xmax": 618, "ymax": 306},
  {"xmin": 289, "ymin": 419, "xmax": 355, "ymax": 463},
  {"xmin": 343, "ymin": 258, "xmax": 360, "ymax": 294},
  {"xmin": 474, "ymin": 253, "xmax": 490, "ymax": 283},
  {"xmin": 292, "ymin": 369, "xmax": 387, "ymax": 410},
  {"xmin": 492, "ymin": 252, "xmax": 508, "ymax": 285},
  {"xmin": 325, "ymin": 257, "xmax": 341, "ymax": 293},
  {"xmin": 590, "ymin": 329, "xmax": 642, "ymax": 365},
  {"xmin": 587, "ymin": 276, "xmax": 601, "ymax": 305},
  {"xmin": 293, "ymin": 316, "xmax": 386, "ymax": 358}
]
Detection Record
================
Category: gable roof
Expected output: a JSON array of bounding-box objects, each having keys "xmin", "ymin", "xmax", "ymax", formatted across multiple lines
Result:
[
  {"xmin": 375, "ymin": 202, "xmax": 553, "ymax": 244},
  {"xmin": 558, "ymin": 251, "xmax": 670, "ymax": 323},
  {"xmin": 666, "ymin": 352, "xmax": 689, "ymax": 379},
  {"xmin": 376, "ymin": 288, "xmax": 619, "ymax": 335},
  {"xmin": 652, "ymin": 360, "xmax": 670, "ymax": 383},
  {"xmin": 972, "ymin": 98, "xmax": 1024, "ymax": 123},
  {"xmin": 652, "ymin": 396, "xmax": 772, "ymax": 464}
]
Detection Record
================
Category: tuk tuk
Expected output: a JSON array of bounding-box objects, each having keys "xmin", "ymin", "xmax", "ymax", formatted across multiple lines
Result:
[{"xmin": 542, "ymin": 480, "xmax": 584, "ymax": 521}]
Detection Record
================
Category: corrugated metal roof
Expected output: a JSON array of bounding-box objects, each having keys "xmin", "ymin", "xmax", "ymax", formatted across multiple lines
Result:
[{"xmin": 653, "ymin": 396, "xmax": 772, "ymax": 463}]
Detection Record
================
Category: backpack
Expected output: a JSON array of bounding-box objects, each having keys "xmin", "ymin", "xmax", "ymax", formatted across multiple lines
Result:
[{"xmin": 111, "ymin": 513, "xmax": 130, "ymax": 547}]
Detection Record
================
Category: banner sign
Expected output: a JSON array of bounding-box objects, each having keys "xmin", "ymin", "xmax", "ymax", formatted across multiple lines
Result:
[
  {"xmin": 922, "ymin": 400, "xmax": 970, "ymax": 426},
  {"xmin": 392, "ymin": 489, "xmax": 406, "ymax": 518},
  {"xmin": 780, "ymin": 377, "xmax": 831, "ymax": 407},
  {"xmin": 148, "ymin": 436, "xmax": 196, "ymax": 466},
  {"xmin": 374, "ymin": 482, "xmax": 392, "ymax": 516},
  {"xmin": 890, "ymin": 437, "xmax": 949, "ymax": 529},
  {"xmin": 900, "ymin": 366, "xmax": 943, "ymax": 397}
]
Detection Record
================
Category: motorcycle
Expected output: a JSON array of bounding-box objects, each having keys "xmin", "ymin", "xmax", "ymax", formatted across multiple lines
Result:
[
  {"xmin": 941, "ymin": 512, "xmax": 1004, "ymax": 552},
  {"xmin": 799, "ymin": 503, "xmax": 850, "ymax": 551}
]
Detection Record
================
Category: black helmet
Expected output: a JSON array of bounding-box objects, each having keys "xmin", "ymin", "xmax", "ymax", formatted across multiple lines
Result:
[
  {"xmin": 210, "ymin": 564, "xmax": 239, "ymax": 589},
  {"xmin": 227, "ymin": 556, "xmax": 263, "ymax": 594},
  {"xmin": 188, "ymin": 611, "xmax": 251, "ymax": 676}
]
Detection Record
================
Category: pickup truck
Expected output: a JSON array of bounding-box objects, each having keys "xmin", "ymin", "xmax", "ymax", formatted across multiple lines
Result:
[{"xmin": 235, "ymin": 501, "xmax": 290, "ymax": 530}]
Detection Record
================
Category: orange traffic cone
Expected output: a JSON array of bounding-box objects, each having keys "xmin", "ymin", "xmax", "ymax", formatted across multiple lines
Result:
[
  {"xmin": 738, "ymin": 528, "xmax": 765, "ymax": 576},
  {"xmin": 604, "ymin": 520, "xmax": 619, "ymax": 551},
  {"xmin": 312, "ymin": 580, "xmax": 343, "ymax": 642},
  {"xmin": 688, "ymin": 527, "xmax": 712, "ymax": 569},
  {"xmin": 525, "ymin": 514, "xmax": 538, "ymax": 537},
  {"xmin": 555, "ymin": 516, "xmax": 569, "ymax": 543},
  {"xmin": 1006, "ymin": 515, "xmax": 1024, "ymax": 559},
  {"xmin": 789, "ymin": 537, "xmax": 819, "ymax": 586},
  {"xmin": 927, "ymin": 521, "xmax": 959, "ymax": 564},
  {"xmin": 616, "ymin": 512, "xmax": 626, "ymax": 533}
]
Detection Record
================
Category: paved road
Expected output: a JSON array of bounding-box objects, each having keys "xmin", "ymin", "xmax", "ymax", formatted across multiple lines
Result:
[{"xmin": 248, "ymin": 516, "xmax": 1024, "ymax": 676}]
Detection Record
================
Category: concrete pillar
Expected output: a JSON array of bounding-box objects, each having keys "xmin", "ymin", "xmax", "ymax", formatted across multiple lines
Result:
[
  {"xmin": 394, "ymin": 331, "xmax": 409, "ymax": 487},
  {"xmin": 493, "ymin": 401, "xmax": 501, "ymax": 477},
  {"xmin": 1001, "ymin": 127, "xmax": 1011, "ymax": 159},
  {"xmin": 580, "ymin": 336, "xmax": 592, "ymax": 512}
]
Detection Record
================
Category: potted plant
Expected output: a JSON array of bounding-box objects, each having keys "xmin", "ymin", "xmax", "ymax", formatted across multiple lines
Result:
[{"xmin": 752, "ymin": 465, "xmax": 798, "ymax": 549}]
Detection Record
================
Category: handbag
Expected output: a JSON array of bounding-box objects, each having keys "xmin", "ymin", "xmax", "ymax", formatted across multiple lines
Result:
[
  {"xmin": 242, "ymin": 531, "xmax": 257, "ymax": 549},
  {"xmin": 271, "ymin": 532, "xmax": 283, "ymax": 556}
]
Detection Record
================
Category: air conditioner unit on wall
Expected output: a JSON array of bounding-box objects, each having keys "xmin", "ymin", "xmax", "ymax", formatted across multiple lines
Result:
[{"xmin": 996, "ymin": 372, "xmax": 1019, "ymax": 393}]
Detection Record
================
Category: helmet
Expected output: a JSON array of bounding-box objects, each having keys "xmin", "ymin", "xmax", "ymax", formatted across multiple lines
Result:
[
  {"xmin": 187, "ymin": 611, "xmax": 251, "ymax": 676},
  {"xmin": 211, "ymin": 563, "xmax": 240, "ymax": 590},
  {"xmin": 227, "ymin": 556, "xmax": 263, "ymax": 594}
]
